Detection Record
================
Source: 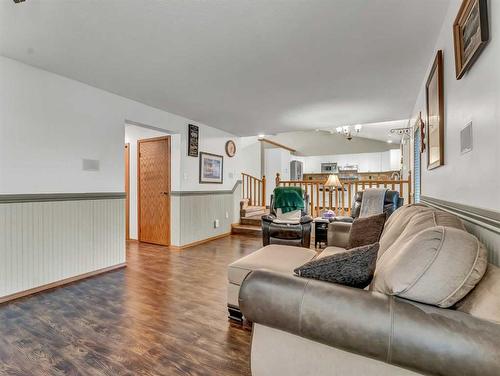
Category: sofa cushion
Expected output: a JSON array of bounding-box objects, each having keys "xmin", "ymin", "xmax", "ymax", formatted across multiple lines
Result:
[
  {"xmin": 316, "ymin": 246, "xmax": 348, "ymax": 259},
  {"xmin": 347, "ymin": 212, "xmax": 386, "ymax": 249},
  {"xmin": 228, "ymin": 245, "xmax": 316, "ymax": 285},
  {"xmin": 294, "ymin": 243, "xmax": 379, "ymax": 288},
  {"xmin": 455, "ymin": 264, "xmax": 500, "ymax": 324},
  {"xmin": 378, "ymin": 208, "xmax": 465, "ymax": 261},
  {"xmin": 373, "ymin": 226, "xmax": 488, "ymax": 308},
  {"xmin": 379, "ymin": 204, "xmax": 432, "ymax": 254}
]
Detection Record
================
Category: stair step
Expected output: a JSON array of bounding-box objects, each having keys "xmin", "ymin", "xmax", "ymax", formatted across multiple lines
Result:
[
  {"xmin": 240, "ymin": 216, "xmax": 263, "ymax": 226},
  {"xmin": 231, "ymin": 224, "xmax": 262, "ymax": 237}
]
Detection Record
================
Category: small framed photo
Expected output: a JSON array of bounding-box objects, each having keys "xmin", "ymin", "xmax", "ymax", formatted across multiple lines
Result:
[
  {"xmin": 453, "ymin": 0, "xmax": 489, "ymax": 79},
  {"xmin": 199, "ymin": 152, "xmax": 223, "ymax": 184}
]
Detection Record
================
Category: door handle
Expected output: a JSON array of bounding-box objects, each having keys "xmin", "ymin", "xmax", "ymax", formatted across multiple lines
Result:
[{"xmin": 161, "ymin": 192, "xmax": 169, "ymax": 195}]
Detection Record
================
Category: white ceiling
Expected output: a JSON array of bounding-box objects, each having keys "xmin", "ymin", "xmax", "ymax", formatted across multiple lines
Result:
[
  {"xmin": 0, "ymin": 0, "xmax": 450, "ymax": 137},
  {"xmin": 314, "ymin": 119, "xmax": 410, "ymax": 144}
]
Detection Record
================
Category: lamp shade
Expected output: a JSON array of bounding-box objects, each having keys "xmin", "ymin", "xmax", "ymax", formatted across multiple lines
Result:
[{"xmin": 325, "ymin": 174, "xmax": 341, "ymax": 187}]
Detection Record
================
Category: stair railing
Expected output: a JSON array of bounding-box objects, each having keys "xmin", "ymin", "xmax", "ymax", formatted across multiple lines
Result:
[
  {"xmin": 241, "ymin": 173, "xmax": 266, "ymax": 207},
  {"xmin": 275, "ymin": 172, "xmax": 412, "ymax": 218}
]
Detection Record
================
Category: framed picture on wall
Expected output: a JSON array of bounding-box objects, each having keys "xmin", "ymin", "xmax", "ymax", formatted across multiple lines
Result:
[
  {"xmin": 425, "ymin": 50, "xmax": 445, "ymax": 170},
  {"xmin": 188, "ymin": 124, "xmax": 199, "ymax": 157},
  {"xmin": 453, "ymin": 0, "xmax": 489, "ymax": 80},
  {"xmin": 199, "ymin": 152, "xmax": 224, "ymax": 184}
]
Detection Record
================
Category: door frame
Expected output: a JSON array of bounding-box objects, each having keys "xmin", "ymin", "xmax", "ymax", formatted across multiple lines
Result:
[
  {"xmin": 124, "ymin": 143, "xmax": 130, "ymax": 240},
  {"xmin": 137, "ymin": 136, "xmax": 171, "ymax": 246}
]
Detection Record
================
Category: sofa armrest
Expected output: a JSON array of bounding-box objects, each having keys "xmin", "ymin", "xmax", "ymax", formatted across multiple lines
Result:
[
  {"xmin": 239, "ymin": 270, "xmax": 500, "ymax": 376},
  {"xmin": 327, "ymin": 221, "xmax": 351, "ymax": 248},
  {"xmin": 331, "ymin": 215, "xmax": 354, "ymax": 223}
]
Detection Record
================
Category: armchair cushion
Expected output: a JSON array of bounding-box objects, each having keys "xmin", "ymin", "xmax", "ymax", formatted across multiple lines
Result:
[
  {"xmin": 327, "ymin": 222, "xmax": 351, "ymax": 248},
  {"xmin": 347, "ymin": 212, "xmax": 386, "ymax": 249},
  {"xmin": 294, "ymin": 243, "xmax": 379, "ymax": 288}
]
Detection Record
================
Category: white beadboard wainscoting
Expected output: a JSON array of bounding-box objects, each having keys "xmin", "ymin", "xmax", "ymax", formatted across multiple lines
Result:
[
  {"xmin": 0, "ymin": 194, "xmax": 126, "ymax": 302},
  {"xmin": 171, "ymin": 181, "xmax": 241, "ymax": 247}
]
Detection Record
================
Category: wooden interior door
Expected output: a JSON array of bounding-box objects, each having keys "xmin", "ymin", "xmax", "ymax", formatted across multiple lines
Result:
[
  {"xmin": 124, "ymin": 143, "xmax": 130, "ymax": 240},
  {"xmin": 138, "ymin": 136, "xmax": 171, "ymax": 246}
]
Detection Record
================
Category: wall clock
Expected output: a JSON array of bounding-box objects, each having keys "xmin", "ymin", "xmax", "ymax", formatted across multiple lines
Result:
[{"xmin": 225, "ymin": 140, "xmax": 236, "ymax": 157}]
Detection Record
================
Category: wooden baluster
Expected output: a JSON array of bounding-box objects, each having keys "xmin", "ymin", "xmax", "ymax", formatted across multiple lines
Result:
[
  {"xmin": 261, "ymin": 175, "xmax": 266, "ymax": 207},
  {"xmin": 254, "ymin": 178, "xmax": 257, "ymax": 206},
  {"xmin": 328, "ymin": 188, "xmax": 332, "ymax": 210},
  {"xmin": 316, "ymin": 183, "xmax": 320, "ymax": 215},
  {"xmin": 391, "ymin": 181, "xmax": 395, "ymax": 191},
  {"xmin": 341, "ymin": 184, "xmax": 345, "ymax": 215},
  {"xmin": 399, "ymin": 179, "xmax": 403, "ymax": 202},
  {"xmin": 309, "ymin": 184, "xmax": 314, "ymax": 216},
  {"xmin": 347, "ymin": 182, "xmax": 352, "ymax": 216},
  {"xmin": 322, "ymin": 183, "xmax": 326, "ymax": 213},
  {"xmin": 258, "ymin": 180, "xmax": 261, "ymax": 207},
  {"xmin": 242, "ymin": 174, "xmax": 245, "ymax": 199},
  {"xmin": 250, "ymin": 177, "xmax": 253, "ymax": 205},
  {"xmin": 335, "ymin": 186, "xmax": 339, "ymax": 215}
]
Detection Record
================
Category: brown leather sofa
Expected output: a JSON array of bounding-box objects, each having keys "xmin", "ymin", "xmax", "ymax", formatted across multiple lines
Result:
[{"xmin": 237, "ymin": 204, "xmax": 500, "ymax": 376}]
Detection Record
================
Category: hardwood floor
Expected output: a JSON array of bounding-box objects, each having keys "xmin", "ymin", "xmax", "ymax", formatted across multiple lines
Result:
[{"xmin": 0, "ymin": 235, "xmax": 262, "ymax": 376}]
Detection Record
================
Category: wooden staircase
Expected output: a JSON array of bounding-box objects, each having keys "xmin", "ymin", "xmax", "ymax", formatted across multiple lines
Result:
[{"xmin": 231, "ymin": 177, "xmax": 268, "ymax": 236}]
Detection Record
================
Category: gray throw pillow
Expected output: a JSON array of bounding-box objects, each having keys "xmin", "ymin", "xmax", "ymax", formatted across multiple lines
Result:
[
  {"xmin": 347, "ymin": 212, "xmax": 386, "ymax": 249},
  {"xmin": 294, "ymin": 243, "xmax": 379, "ymax": 288}
]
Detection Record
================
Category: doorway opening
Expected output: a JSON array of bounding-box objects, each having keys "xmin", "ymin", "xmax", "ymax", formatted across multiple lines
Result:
[{"xmin": 125, "ymin": 123, "xmax": 172, "ymax": 246}]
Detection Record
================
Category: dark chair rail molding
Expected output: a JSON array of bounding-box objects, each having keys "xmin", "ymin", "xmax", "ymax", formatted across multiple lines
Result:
[
  {"xmin": 171, "ymin": 180, "xmax": 241, "ymax": 196},
  {"xmin": 0, "ymin": 192, "xmax": 126, "ymax": 204},
  {"xmin": 420, "ymin": 195, "xmax": 500, "ymax": 235}
]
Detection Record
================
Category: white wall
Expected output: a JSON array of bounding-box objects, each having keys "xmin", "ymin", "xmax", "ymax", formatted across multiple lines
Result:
[
  {"xmin": 0, "ymin": 56, "xmax": 256, "ymax": 246},
  {"xmin": 264, "ymin": 148, "xmax": 291, "ymax": 205},
  {"xmin": 0, "ymin": 56, "xmax": 243, "ymax": 195},
  {"xmin": 239, "ymin": 136, "xmax": 262, "ymax": 178},
  {"xmin": 298, "ymin": 150, "xmax": 401, "ymax": 174},
  {"xmin": 408, "ymin": 0, "xmax": 500, "ymax": 211}
]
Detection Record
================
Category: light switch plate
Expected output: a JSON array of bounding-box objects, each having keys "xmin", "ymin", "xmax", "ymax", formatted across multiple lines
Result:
[{"xmin": 460, "ymin": 122, "xmax": 473, "ymax": 154}]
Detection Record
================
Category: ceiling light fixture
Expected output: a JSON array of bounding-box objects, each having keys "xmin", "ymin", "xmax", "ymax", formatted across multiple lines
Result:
[
  {"xmin": 336, "ymin": 124, "xmax": 362, "ymax": 141},
  {"xmin": 13, "ymin": 0, "xmax": 26, "ymax": 3},
  {"xmin": 257, "ymin": 134, "xmax": 265, "ymax": 139},
  {"xmin": 387, "ymin": 140, "xmax": 393, "ymax": 144}
]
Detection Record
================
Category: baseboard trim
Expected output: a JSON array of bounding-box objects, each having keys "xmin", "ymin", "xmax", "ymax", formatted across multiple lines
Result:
[
  {"xmin": 0, "ymin": 263, "xmax": 127, "ymax": 304},
  {"xmin": 170, "ymin": 232, "xmax": 231, "ymax": 250}
]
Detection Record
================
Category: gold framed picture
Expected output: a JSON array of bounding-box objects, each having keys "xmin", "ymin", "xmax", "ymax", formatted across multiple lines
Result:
[
  {"xmin": 426, "ymin": 50, "xmax": 444, "ymax": 170},
  {"xmin": 453, "ymin": 0, "xmax": 489, "ymax": 79}
]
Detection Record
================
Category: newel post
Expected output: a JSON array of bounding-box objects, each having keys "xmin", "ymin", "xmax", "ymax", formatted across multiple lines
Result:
[{"xmin": 261, "ymin": 175, "xmax": 266, "ymax": 207}]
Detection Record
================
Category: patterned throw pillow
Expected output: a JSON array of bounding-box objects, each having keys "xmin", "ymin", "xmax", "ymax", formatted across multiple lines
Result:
[
  {"xmin": 347, "ymin": 212, "xmax": 386, "ymax": 249},
  {"xmin": 294, "ymin": 243, "xmax": 379, "ymax": 289}
]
